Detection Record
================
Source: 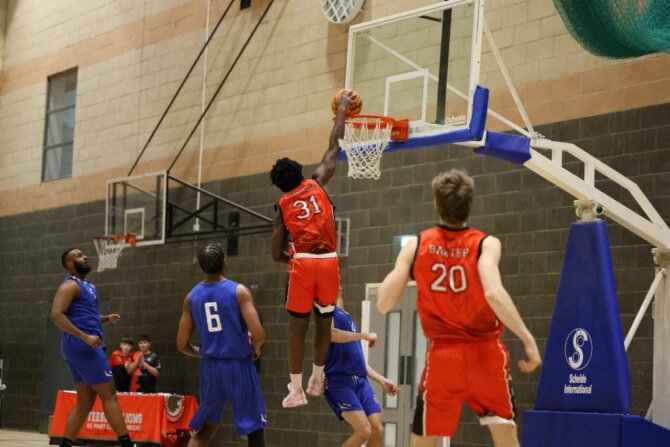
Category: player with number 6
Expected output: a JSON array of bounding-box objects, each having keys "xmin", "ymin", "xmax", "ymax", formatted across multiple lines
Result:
[
  {"xmin": 269, "ymin": 89, "xmax": 356, "ymax": 408},
  {"xmin": 177, "ymin": 243, "xmax": 267, "ymax": 447},
  {"xmin": 377, "ymin": 169, "xmax": 542, "ymax": 447}
]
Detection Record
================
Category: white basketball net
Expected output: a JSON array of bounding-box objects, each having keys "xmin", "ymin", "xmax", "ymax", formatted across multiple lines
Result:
[
  {"xmin": 340, "ymin": 116, "xmax": 393, "ymax": 180},
  {"xmin": 94, "ymin": 237, "xmax": 127, "ymax": 272}
]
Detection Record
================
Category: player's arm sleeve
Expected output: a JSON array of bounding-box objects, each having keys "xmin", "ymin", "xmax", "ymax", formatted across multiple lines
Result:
[
  {"xmin": 477, "ymin": 236, "xmax": 535, "ymax": 345},
  {"xmin": 271, "ymin": 209, "xmax": 290, "ymax": 263},
  {"xmin": 312, "ymin": 103, "xmax": 348, "ymax": 186},
  {"xmin": 237, "ymin": 285, "xmax": 265, "ymax": 348},
  {"xmin": 377, "ymin": 237, "xmax": 417, "ymax": 314},
  {"xmin": 177, "ymin": 294, "xmax": 200, "ymax": 358},
  {"xmin": 50, "ymin": 281, "xmax": 90, "ymax": 341}
]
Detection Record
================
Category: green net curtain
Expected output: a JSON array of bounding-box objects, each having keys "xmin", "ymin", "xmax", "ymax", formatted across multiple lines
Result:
[{"xmin": 553, "ymin": 0, "xmax": 670, "ymax": 58}]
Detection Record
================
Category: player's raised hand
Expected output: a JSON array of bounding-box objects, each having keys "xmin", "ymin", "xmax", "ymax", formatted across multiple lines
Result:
[
  {"xmin": 107, "ymin": 314, "xmax": 121, "ymax": 324},
  {"xmin": 84, "ymin": 334, "xmax": 103, "ymax": 349},
  {"xmin": 518, "ymin": 339, "xmax": 542, "ymax": 373},
  {"xmin": 381, "ymin": 378, "xmax": 400, "ymax": 396},
  {"xmin": 335, "ymin": 89, "xmax": 354, "ymax": 113},
  {"xmin": 366, "ymin": 332, "xmax": 378, "ymax": 348}
]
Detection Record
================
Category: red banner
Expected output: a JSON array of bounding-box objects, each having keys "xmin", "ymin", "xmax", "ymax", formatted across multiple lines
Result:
[{"xmin": 49, "ymin": 390, "xmax": 198, "ymax": 446}]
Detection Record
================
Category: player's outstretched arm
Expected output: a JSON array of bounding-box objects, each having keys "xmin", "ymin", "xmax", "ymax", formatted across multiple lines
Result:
[
  {"xmin": 312, "ymin": 90, "xmax": 354, "ymax": 186},
  {"xmin": 478, "ymin": 236, "xmax": 542, "ymax": 373},
  {"xmin": 366, "ymin": 364, "xmax": 400, "ymax": 396},
  {"xmin": 331, "ymin": 328, "xmax": 377, "ymax": 345},
  {"xmin": 101, "ymin": 314, "xmax": 121, "ymax": 325},
  {"xmin": 51, "ymin": 281, "xmax": 102, "ymax": 348},
  {"xmin": 377, "ymin": 237, "xmax": 417, "ymax": 314},
  {"xmin": 237, "ymin": 285, "xmax": 265, "ymax": 360},
  {"xmin": 177, "ymin": 294, "xmax": 200, "ymax": 358},
  {"xmin": 271, "ymin": 210, "xmax": 290, "ymax": 263}
]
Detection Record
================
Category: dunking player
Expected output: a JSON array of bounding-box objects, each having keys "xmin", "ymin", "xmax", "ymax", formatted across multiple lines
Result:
[
  {"xmin": 177, "ymin": 243, "xmax": 267, "ymax": 447},
  {"xmin": 50, "ymin": 249, "xmax": 136, "ymax": 447},
  {"xmin": 378, "ymin": 170, "xmax": 542, "ymax": 447},
  {"xmin": 270, "ymin": 90, "xmax": 354, "ymax": 407},
  {"xmin": 325, "ymin": 290, "xmax": 400, "ymax": 447}
]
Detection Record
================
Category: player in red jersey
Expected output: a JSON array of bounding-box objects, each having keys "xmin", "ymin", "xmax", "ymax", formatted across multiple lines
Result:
[
  {"xmin": 270, "ymin": 90, "xmax": 354, "ymax": 408},
  {"xmin": 377, "ymin": 169, "xmax": 542, "ymax": 447}
]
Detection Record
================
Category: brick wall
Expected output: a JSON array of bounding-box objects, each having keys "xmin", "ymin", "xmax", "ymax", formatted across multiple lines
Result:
[
  {"xmin": 1, "ymin": 103, "xmax": 668, "ymax": 445},
  {"xmin": 1, "ymin": 0, "xmax": 669, "ymax": 217}
]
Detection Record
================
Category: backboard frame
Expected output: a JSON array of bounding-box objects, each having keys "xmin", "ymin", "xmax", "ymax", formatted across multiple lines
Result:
[
  {"xmin": 344, "ymin": 0, "xmax": 485, "ymax": 138},
  {"xmin": 105, "ymin": 170, "xmax": 167, "ymax": 247}
]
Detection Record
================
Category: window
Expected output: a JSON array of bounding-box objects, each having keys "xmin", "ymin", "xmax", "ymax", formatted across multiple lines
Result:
[{"xmin": 42, "ymin": 68, "xmax": 77, "ymax": 181}]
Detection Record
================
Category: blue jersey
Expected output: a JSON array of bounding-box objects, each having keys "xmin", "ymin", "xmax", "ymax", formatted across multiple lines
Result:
[
  {"xmin": 62, "ymin": 275, "xmax": 103, "ymax": 342},
  {"xmin": 325, "ymin": 307, "xmax": 367, "ymax": 377},
  {"xmin": 189, "ymin": 279, "xmax": 253, "ymax": 359}
]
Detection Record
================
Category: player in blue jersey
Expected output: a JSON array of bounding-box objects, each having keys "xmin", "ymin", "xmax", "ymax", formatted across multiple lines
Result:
[
  {"xmin": 325, "ymin": 292, "xmax": 400, "ymax": 447},
  {"xmin": 177, "ymin": 243, "xmax": 267, "ymax": 447},
  {"xmin": 50, "ymin": 248, "xmax": 136, "ymax": 447}
]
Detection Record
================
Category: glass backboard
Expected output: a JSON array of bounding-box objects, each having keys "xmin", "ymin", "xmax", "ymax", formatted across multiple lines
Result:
[{"xmin": 346, "ymin": 0, "xmax": 484, "ymax": 137}]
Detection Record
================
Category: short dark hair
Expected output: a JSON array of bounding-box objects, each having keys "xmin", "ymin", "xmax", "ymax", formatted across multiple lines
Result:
[
  {"xmin": 137, "ymin": 334, "xmax": 150, "ymax": 342},
  {"xmin": 198, "ymin": 243, "xmax": 226, "ymax": 275},
  {"xmin": 61, "ymin": 248, "xmax": 76, "ymax": 268},
  {"xmin": 120, "ymin": 335, "xmax": 134, "ymax": 345},
  {"xmin": 270, "ymin": 157, "xmax": 304, "ymax": 192},
  {"xmin": 432, "ymin": 169, "xmax": 475, "ymax": 224}
]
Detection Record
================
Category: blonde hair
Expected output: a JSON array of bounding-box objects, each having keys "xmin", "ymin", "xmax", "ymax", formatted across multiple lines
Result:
[{"xmin": 431, "ymin": 169, "xmax": 474, "ymax": 224}]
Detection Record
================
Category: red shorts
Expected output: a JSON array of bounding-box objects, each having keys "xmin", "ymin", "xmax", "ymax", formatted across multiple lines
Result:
[
  {"xmin": 286, "ymin": 253, "xmax": 340, "ymax": 317},
  {"xmin": 413, "ymin": 339, "xmax": 516, "ymax": 437}
]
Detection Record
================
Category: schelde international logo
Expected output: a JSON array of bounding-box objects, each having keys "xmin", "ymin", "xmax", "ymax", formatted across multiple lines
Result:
[{"xmin": 564, "ymin": 328, "xmax": 593, "ymax": 371}]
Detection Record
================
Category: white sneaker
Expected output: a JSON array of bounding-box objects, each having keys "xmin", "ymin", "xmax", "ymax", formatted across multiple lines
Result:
[
  {"xmin": 282, "ymin": 383, "xmax": 308, "ymax": 408},
  {"xmin": 306, "ymin": 374, "xmax": 325, "ymax": 396}
]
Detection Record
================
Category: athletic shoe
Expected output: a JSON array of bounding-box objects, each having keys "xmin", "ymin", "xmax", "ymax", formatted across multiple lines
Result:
[
  {"xmin": 282, "ymin": 383, "xmax": 308, "ymax": 408},
  {"xmin": 306, "ymin": 373, "xmax": 325, "ymax": 396}
]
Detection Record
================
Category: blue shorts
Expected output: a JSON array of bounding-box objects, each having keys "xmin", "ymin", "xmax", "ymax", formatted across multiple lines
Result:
[
  {"xmin": 190, "ymin": 357, "xmax": 267, "ymax": 436},
  {"xmin": 325, "ymin": 375, "xmax": 381, "ymax": 420},
  {"xmin": 61, "ymin": 335, "xmax": 112, "ymax": 386}
]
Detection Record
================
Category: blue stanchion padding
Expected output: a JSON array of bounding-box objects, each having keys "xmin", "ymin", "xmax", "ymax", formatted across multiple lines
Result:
[
  {"xmin": 338, "ymin": 85, "xmax": 489, "ymax": 160},
  {"xmin": 621, "ymin": 413, "xmax": 670, "ymax": 445},
  {"xmin": 535, "ymin": 220, "xmax": 631, "ymax": 413},
  {"xmin": 474, "ymin": 131, "xmax": 531, "ymax": 165},
  {"xmin": 523, "ymin": 411, "xmax": 621, "ymax": 447},
  {"xmin": 523, "ymin": 411, "xmax": 670, "ymax": 447}
]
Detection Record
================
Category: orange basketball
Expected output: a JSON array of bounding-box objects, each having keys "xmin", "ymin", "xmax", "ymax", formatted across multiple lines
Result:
[{"xmin": 331, "ymin": 89, "xmax": 362, "ymax": 116}]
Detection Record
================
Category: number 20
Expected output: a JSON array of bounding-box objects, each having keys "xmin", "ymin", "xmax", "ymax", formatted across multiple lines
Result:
[{"xmin": 430, "ymin": 263, "xmax": 467, "ymax": 293}]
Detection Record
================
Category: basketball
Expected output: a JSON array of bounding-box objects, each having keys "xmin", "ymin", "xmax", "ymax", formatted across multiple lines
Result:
[{"xmin": 331, "ymin": 89, "xmax": 362, "ymax": 116}]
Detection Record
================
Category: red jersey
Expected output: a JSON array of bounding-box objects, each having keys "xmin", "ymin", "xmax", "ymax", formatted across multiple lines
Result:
[
  {"xmin": 278, "ymin": 179, "xmax": 337, "ymax": 253},
  {"xmin": 108, "ymin": 350, "xmax": 133, "ymax": 367},
  {"xmin": 412, "ymin": 226, "xmax": 502, "ymax": 342},
  {"xmin": 130, "ymin": 351, "xmax": 142, "ymax": 392}
]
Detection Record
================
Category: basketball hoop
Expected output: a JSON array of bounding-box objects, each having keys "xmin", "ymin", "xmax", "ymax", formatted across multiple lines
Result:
[
  {"xmin": 93, "ymin": 233, "xmax": 137, "ymax": 272},
  {"xmin": 340, "ymin": 115, "xmax": 409, "ymax": 180}
]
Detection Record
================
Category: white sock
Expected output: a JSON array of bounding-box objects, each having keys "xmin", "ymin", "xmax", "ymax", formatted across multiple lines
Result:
[
  {"xmin": 311, "ymin": 364, "xmax": 324, "ymax": 380},
  {"xmin": 290, "ymin": 373, "xmax": 302, "ymax": 391}
]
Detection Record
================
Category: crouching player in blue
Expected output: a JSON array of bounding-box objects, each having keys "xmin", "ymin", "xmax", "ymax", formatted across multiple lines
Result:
[
  {"xmin": 177, "ymin": 243, "xmax": 267, "ymax": 447},
  {"xmin": 325, "ymin": 292, "xmax": 400, "ymax": 447},
  {"xmin": 51, "ymin": 249, "xmax": 136, "ymax": 447}
]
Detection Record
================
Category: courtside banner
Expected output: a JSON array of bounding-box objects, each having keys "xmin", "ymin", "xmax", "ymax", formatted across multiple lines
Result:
[
  {"xmin": 49, "ymin": 390, "xmax": 197, "ymax": 445},
  {"xmin": 535, "ymin": 220, "xmax": 631, "ymax": 413}
]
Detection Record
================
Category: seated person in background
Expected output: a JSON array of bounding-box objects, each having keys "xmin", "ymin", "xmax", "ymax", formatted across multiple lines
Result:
[
  {"xmin": 108, "ymin": 336, "xmax": 134, "ymax": 392},
  {"xmin": 325, "ymin": 290, "xmax": 400, "ymax": 447},
  {"xmin": 136, "ymin": 334, "xmax": 160, "ymax": 393}
]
